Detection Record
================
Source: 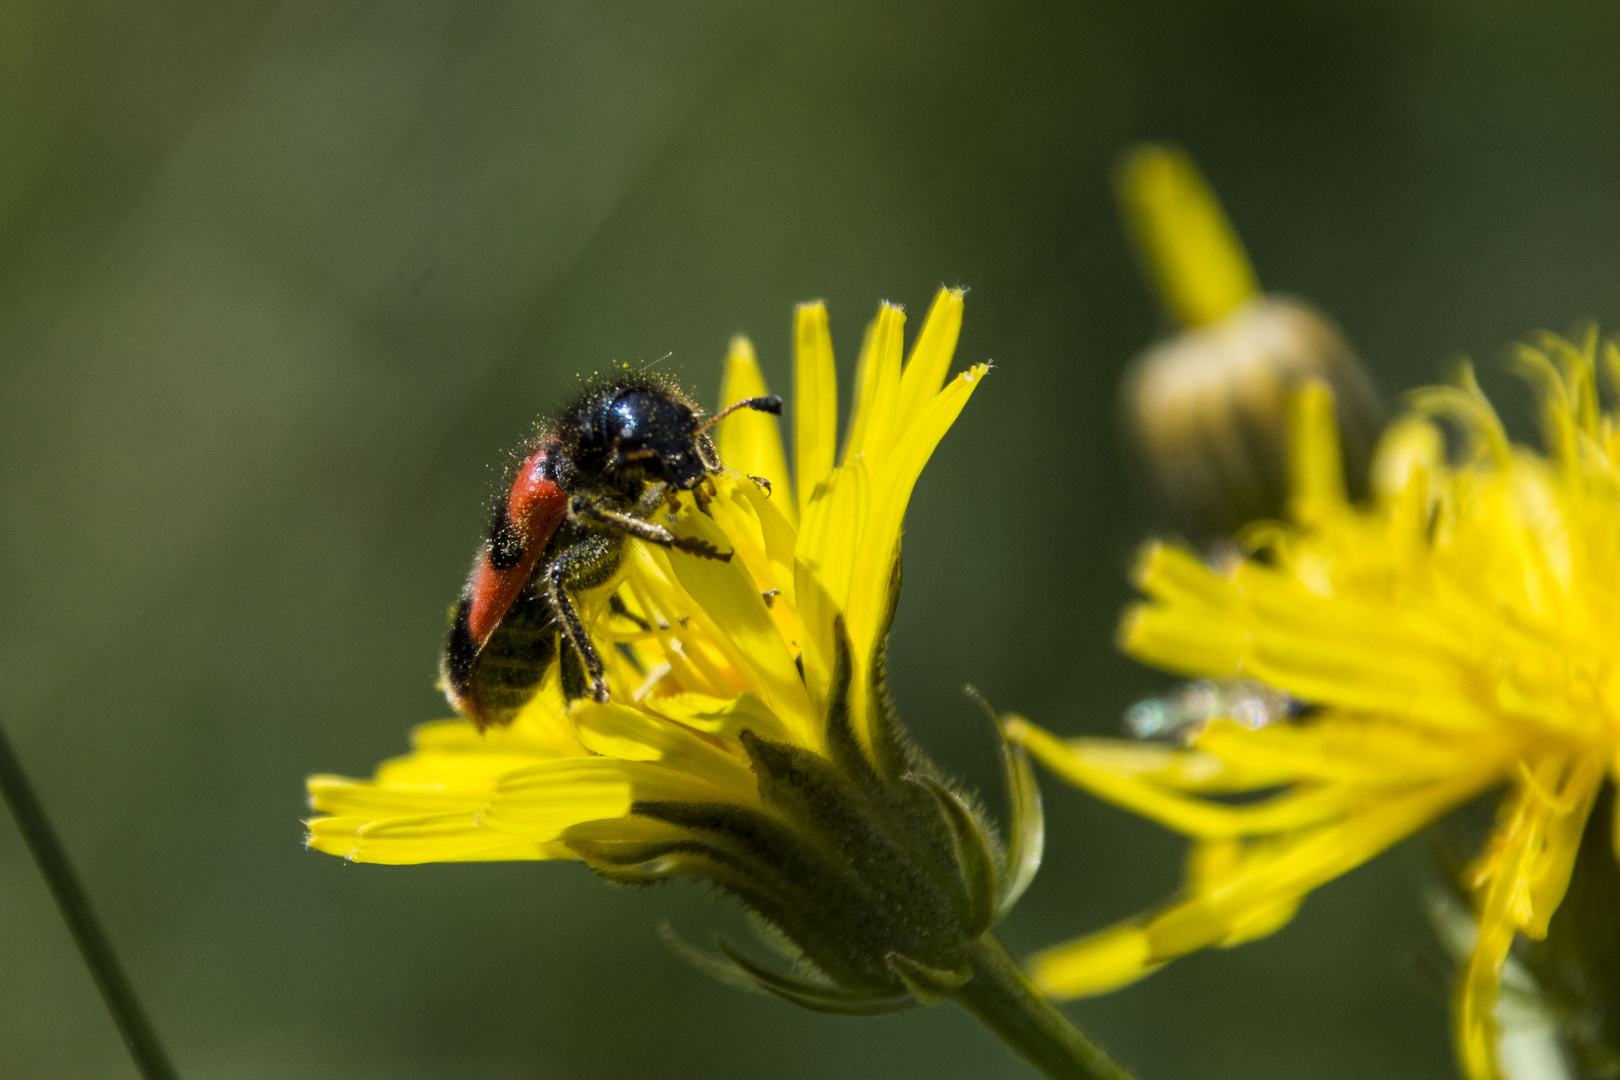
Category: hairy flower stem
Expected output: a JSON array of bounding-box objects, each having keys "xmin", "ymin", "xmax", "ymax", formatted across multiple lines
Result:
[
  {"xmin": 952, "ymin": 935, "xmax": 1137, "ymax": 1080},
  {"xmin": 0, "ymin": 719, "xmax": 178, "ymax": 1080}
]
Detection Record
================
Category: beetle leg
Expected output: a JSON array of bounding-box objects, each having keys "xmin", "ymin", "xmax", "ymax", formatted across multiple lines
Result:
[
  {"xmin": 570, "ymin": 495, "xmax": 731, "ymax": 562},
  {"xmin": 546, "ymin": 542, "xmax": 612, "ymax": 703}
]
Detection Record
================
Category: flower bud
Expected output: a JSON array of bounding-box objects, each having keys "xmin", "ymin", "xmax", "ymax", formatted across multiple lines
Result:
[{"xmin": 1116, "ymin": 145, "xmax": 1382, "ymax": 537}]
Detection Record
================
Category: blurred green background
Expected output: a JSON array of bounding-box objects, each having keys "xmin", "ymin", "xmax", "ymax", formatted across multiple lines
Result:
[{"xmin": 3, "ymin": 1, "xmax": 1619, "ymax": 1076}]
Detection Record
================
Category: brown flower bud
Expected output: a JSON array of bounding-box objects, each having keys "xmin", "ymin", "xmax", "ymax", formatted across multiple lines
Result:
[
  {"xmin": 1121, "ymin": 296, "xmax": 1382, "ymax": 536},
  {"xmin": 1115, "ymin": 145, "xmax": 1382, "ymax": 537}
]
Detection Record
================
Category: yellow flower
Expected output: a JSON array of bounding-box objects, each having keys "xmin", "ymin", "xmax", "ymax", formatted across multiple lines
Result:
[
  {"xmin": 306, "ymin": 292, "xmax": 1044, "ymax": 1010},
  {"xmin": 1015, "ymin": 332, "xmax": 1620, "ymax": 1080}
]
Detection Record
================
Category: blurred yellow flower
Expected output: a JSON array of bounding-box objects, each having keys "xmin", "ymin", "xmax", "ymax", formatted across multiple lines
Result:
[
  {"xmin": 304, "ymin": 292, "xmax": 1046, "ymax": 1012},
  {"xmin": 1017, "ymin": 333, "xmax": 1620, "ymax": 1080}
]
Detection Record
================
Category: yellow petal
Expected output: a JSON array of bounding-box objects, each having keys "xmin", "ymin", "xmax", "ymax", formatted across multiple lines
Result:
[
  {"xmin": 718, "ymin": 336, "xmax": 795, "ymax": 524},
  {"xmin": 843, "ymin": 303, "xmax": 905, "ymax": 468},
  {"xmin": 643, "ymin": 690, "xmax": 799, "ymax": 747},
  {"xmin": 1123, "ymin": 547, "xmax": 1501, "ymax": 732},
  {"xmin": 896, "ymin": 287, "xmax": 965, "ymax": 424},
  {"xmin": 845, "ymin": 365, "xmax": 989, "ymax": 665},
  {"xmin": 1143, "ymin": 769, "xmax": 1494, "ymax": 959},
  {"xmin": 1028, "ymin": 921, "xmax": 1164, "ymax": 998},
  {"xmin": 305, "ymin": 812, "xmax": 563, "ymax": 864},
  {"xmin": 796, "ymin": 457, "xmax": 871, "ymax": 713},
  {"xmin": 1214, "ymin": 892, "xmax": 1302, "ymax": 947},
  {"xmin": 1121, "ymin": 599, "xmax": 1251, "ymax": 678},
  {"xmin": 1288, "ymin": 380, "xmax": 1348, "ymax": 525},
  {"xmin": 371, "ymin": 750, "xmax": 547, "ymax": 788},
  {"xmin": 794, "ymin": 301, "xmax": 838, "ymax": 520},
  {"xmin": 1456, "ymin": 784, "xmax": 1545, "ymax": 1080},
  {"xmin": 1015, "ymin": 720, "xmax": 1360, "ymax": 838},
  {"xmin": 1371, "ymin": 415, "xmax": 1445, "ymax": 504},
  {"xmin": 663, "ymin": 500, "xmax": 819, "ymax": 748},
  {"xmin": 1409, "ymin": 365, "xmax": 1512, "ymax": 468},
  {"xmin": 733, "ymin": 479, "xmax": 801, "ymax": 641},
  {"xmin": 1131, "ymin": 541, "xmax": 1240, "ymax": 608},
  {"xmin": 1193, "ymin": 718, "xmax": 1504, "ymax": 786},
  {"xmin": 307, "ymin": 773, "xmax": 492, "ymax": 817},
  {"xmin": 477, "ymin": 757, "xmax": 686, "ymax": 836},
  {"xmin": 506, "ymin": 685, "xmax": 594, "ymax": 755},
  {"xmin": 1241, "ymin": 623, "xmax": 1490, "ymax": 732},
  {"xmin": 619, "ymin": 542, "xmax": 742, "ymax": 698},
  {"xmin": 411, "ymin": 710, "xmax": 587, "ymax": 761},
  {"xmin": 572, "ymin": 701, "xmax": 755, "ymax": 792},
  {"xmin": 1116, "ymin": 143, "xmax": 1258, "ymax": 328},
  {"xmin": 1037, "ymin": 733, "xmax": 1293, "ymax": 793},
  {"xmin": 1523, "ymin": 754, "xmax": 1603, "ymax": 936},
  {"xmin": 841, "ymin": 364, "xmax": 990, "ymax": 750},
  {"xmin": 708, "ymin": 484, "xmax": 800, "ymax": 653}
]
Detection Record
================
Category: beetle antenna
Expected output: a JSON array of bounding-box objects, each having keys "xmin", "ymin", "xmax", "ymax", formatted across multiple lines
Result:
[{"xmin": 698, "ymin": 395, "xmax": 783, "ymax": 434}]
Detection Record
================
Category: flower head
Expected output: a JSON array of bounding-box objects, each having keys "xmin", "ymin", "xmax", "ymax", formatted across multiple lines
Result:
[
  {"xmin": 307, "ymin": 292, "xmax": 1043, "ymax": 1010},
  {"xmin": 1017, "ymin": 330, "xmax": 1620, "ymax": 1079}
]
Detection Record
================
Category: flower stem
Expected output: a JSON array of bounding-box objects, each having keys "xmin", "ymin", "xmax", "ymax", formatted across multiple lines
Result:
[
  {"xmin": 0, "ymin": 719, "xmax": 178, "ymax": 1080},
  {"xmin": 951, "ymin": 934, "xmax": 1137, "ymax": 1080}
]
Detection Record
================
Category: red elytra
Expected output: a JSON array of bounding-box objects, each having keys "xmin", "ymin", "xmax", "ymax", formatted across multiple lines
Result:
[{"xmin": 462, "ymin": 446, "xmax": 567, "ymax": 653}]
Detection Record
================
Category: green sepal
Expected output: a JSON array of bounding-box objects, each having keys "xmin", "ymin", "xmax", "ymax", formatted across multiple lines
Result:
[
  {"xmin": 735, "ymin": 622, "xmax": 976, "ymax": 985},
  {"xmin": 563, "ymin": 834, "xmax": 688, "ymax": 867},
  {"xmin": 658, "ymin": 923, "xmax": 773, "ymax": 995},
  {"xmin": 569, "ymin": 836, "xmax": 755, "ymax": 894},
  {"xmin": 622, "ymin": 799, "xmax": 900, "ymax": 991},
  {"xmin": 908, "ymin": 771, "xmax": 998, "ymax": 937},
  {"xmin": 715, "ymin": 938, "xmax": 917, "ymax": 1016},
  {"xmin": 963, "ymin": 689, "xmax": 1046, "ymax": 923},
  {"xmin": 993, "ymin": 710, "xmax": 1045, "ymax": 921},
  {"xmin": 731, "ymin": 729, "xmax": 967, "ymax": 988},
  {"xmin": 821, "ymin": 611, "xmax": 970, "ymax": 931},
  {"xmin": 886, "ymin": 951, "xmax": 973, "ymax": 1005},
  {"xmin": 657, "ymin": 923, "xmax": 915, "ymax": 1015},
  {"xmin": 744, "ymin": 908, "xmax": 806, "ymax": 964}
]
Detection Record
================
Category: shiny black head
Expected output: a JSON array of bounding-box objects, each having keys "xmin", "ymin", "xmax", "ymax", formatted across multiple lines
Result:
[
  {"xmin": 601, "ymin": 384, "xmax": 712, "ymax": 489},
  {"xmin": 554, "ymin": 375, "xmax": 781, "ymax": 495}
]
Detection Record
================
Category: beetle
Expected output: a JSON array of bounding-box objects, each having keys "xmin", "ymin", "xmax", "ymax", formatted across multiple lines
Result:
[{"xmin": 440, "ymin": 373, "xmax": 782, "ymax": 728}]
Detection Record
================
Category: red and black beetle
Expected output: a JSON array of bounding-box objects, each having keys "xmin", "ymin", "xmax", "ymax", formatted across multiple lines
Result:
[{"xmin": 440, "ymin": 374, "xmax": 780, "ymax": 728}]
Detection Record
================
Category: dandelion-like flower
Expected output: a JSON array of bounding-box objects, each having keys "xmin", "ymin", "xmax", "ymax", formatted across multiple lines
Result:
[
  {"xmin": 303, "ymin": 292, "xmax": 1063, "ymax": 1019},
  {"xmin": 1016, "ymin": 332, "xmax": 1620, "ymax": 1080}
]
